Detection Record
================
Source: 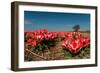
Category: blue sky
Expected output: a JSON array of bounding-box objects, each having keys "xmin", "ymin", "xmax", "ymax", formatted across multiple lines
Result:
[{"xmin": 24, "ymin": 11, "xmax": 90, "ymax": 32}]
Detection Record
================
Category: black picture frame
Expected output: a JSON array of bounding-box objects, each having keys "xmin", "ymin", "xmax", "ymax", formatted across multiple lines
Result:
[{"xmin": 11, "ymin": 1, "xmax": 98, "ymax": 71}]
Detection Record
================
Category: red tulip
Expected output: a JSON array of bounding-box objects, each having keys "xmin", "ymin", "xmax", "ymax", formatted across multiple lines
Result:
[
  {"xmin": 27, "ymin": 38, "xmax": 32, "ymax": 43},
  {"xmin": 31, "ymin": 41, "xmax": 37, "ymax": 47}
]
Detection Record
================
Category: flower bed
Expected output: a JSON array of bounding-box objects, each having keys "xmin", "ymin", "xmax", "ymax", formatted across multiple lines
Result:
[{"xmin": 24, "ymin": 29, "xmax": 90, "ymax": 61}]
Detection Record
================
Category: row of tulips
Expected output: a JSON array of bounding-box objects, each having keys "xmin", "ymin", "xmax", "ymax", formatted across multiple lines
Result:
[
  {"xmin": 61, "ymin": 32, "xmax": 90, "ymax": 54},
  {"xmin": 25, "ymin": 29, "xmax": 90, "ymax": 54},
  {"xmin": 25, "ymin": 29, "xmax": 58, "ymax": 47}
]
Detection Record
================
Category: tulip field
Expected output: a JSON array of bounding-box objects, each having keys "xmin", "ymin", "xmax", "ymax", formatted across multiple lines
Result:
[{"xmin": 24, "ymin": 29, "xmax": 90, "ymax": 61}]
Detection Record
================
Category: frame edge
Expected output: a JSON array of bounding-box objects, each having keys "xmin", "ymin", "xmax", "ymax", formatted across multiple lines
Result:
[{"xmin": 11, "ymin": 2, "xmax": 19, "ymax": 71}]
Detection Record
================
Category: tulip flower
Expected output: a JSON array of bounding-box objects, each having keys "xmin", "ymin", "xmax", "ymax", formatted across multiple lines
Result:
[{"xmin": 31, "ymin": 41, "xmax": 37, "ymax": 47}]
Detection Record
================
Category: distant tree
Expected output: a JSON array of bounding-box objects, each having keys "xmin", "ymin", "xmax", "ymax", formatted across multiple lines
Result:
[{"xmin": 72, "ymin": 24, "xmax": 80, "ymax": 32}]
